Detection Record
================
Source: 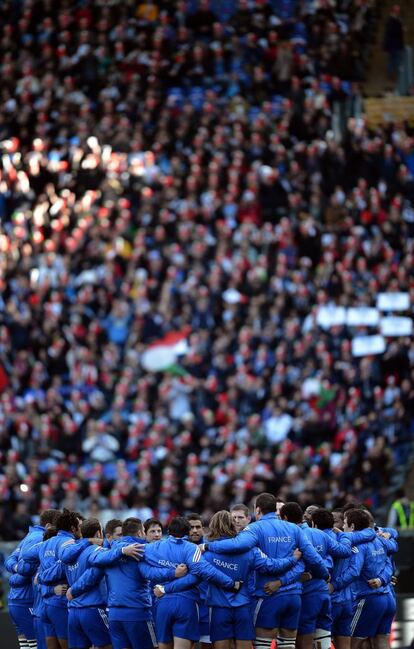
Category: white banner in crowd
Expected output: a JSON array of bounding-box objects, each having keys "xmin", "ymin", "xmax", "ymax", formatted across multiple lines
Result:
[
  {"xmin": 380, "ymin": 316, "xmax": 413, "ymax": 337},
  {"xmin": 376, "ymin": 293, "xmax": 410, "ymax": 311},
  {"xmin": 316, "ymin": 306, "xmax": 347, "ymax": 329},
  {"xmin": 346, "ymin": 307, "xmax": 380, "ymax": 327},
  {"xmin": 352, "ymin": 335, "xmax": 386, "ymax": 357}
]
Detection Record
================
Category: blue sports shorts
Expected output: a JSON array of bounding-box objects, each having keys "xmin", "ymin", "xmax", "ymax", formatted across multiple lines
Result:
[
  {"xmin": 298, "ymin": 590, "xmax": 332, "ymax": 634},
  {"xmin": 253, "ymin": 593, "xmax": 302, "ymax": 631},
  {"xmin": 154, "ymin": 596, "xmax": 200, "ymax": 643},
  {"xmin": 68, "ymin": 607, "xmax": 111, "ymax": 648},
  {"xmin": 8, "ymin": 603, "xmax": 35, "ymax": 639},
  {"xmin": 331, "ymin": 600, "xmax": 353, "ymax": 637},
  {"xmin": 210, "ymin": 604, "xmax": 255, "ymax": 641},
  {"xmin": 351, "ymin": 593, "xmax": 396, "ymax": 638}
]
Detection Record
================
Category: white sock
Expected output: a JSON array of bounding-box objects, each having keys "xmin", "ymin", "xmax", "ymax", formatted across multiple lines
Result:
[
  {"xmin": 313, "ymin": 628, "xmax": 331, "ymax": 649},
  {"xmin": 277, "ymin": 636, "xmax": 296, "ymax": 649},
  {"xmin": 254, "ymin": 637, "xmax": 273, "ymax": 649}
]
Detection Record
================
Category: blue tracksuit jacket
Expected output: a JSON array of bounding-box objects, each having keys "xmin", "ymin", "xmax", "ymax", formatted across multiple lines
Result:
[
  {"xmin": 64, "ymin": 544, "xmax": 107, "ymax": 608},
  {"xmin": 88, "ymin": 536, "xmax": 176, "ymax": 617},
  {"xmin": 324, "ymin": 528, "xmax": 383, "ymax": 603},
  {"xmin": 300, "ymin": 525, "xmax": 352, "ymax": 595},
  {"xmin": 207, "ymin": 513, "xmax": 329, "ymax": 595},
  {"xmin": 19, "ymin": 531, "xmax": 74, "ymax": 609},
  {"xmin": 203, "ymin": 539, "xmax": 301, "ymax": 607},
  {"xmin": 143, "ymin": 536, "xmax": 240, "ymax": 601},
  {"xmin": 349, "ymin": 535, "xmax": 392, "ymax": 600},
  {"xmin": 5, "ymin": 525, "xmax": 45, "ymax": 604}
]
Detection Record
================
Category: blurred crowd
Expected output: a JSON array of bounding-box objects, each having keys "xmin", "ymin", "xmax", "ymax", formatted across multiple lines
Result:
[{"xmin": 0, "ymin": 0, "xmax": 413, "ymax": 539}]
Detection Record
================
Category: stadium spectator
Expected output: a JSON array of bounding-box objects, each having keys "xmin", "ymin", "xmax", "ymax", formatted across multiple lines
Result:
[{"xmin": 0, "ymin": 0, "xmax": 411, "ymax": 535}]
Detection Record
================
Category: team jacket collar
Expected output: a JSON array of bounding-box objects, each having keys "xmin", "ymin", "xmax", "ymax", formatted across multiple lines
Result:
[
  {"xmin": 29, "ymin": 525, "xmax": 45, "ymax": 533},
  {"xmin": 262, "ymin": 513, "xmax": 277, "ymax": 520},
  {"xmin": 57, "ymin": 530, "xmax": 75, "ymax": 539}
]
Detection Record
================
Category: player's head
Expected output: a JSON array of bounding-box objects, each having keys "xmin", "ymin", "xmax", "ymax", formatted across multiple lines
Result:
[
  {"xmin": 255, "ymin": 493, "xmax": 277, "ymax": 519},
  {"xmin": 332, "ymin": 508, "xmax": 344, "ymax": 530},
  {"xmin": 208, "ymin": 510, "xmax": 237, "ymax": 541},
  {"xmin": 230, "ymin": 503, "xmax": 251, "ymax": 532},
  {"xmin": 344, "ymin": 508, "xmax": 370, "ymax": 532},
  {"xmin": 144, "ymin": 518, "xmax": 163, "ymax": 542},
  {"xmin": 168, "ymin": 516, "xmax": 190, "ymax": 539},
  {"xmin": 280, "ymin": 502, "xmax": 303, "ymax": 525},
  {"xmin": 40, "ymin": 509, "xmax": 60, "ymax": 528},
  {"xmin": 122, "ymin": 517, "xmax": 144, "ymax": 538},
  {"xmin": 56, "ymin": 509, "xmax": 81, "ymax": 539},
  {"xmin": 312, "ymin": 508, "xmax": 334, "ymax": 530},
  {"xmin": 104, "ymin": 518, "xmax": 123, "ymax": 542},
  {"xmin": 81, "ymin": 518, "xmax": 103, "ymax": 540},
  {"xmin": 276, "ymin": 495, "xmax": 285, "ymax": 518},
  {"xmin": 43, "ymin": 526, "xmax": 58, "ymax": 541},
  {"xmin": 186, "ymin": 513, "xmax": 204, "ymax": 544},
  {"xmin": 303, "ymin": 504, "xmax": 320, "ymax": 525}
]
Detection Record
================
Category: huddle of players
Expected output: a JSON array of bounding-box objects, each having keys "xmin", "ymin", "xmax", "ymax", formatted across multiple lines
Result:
[{"xmin": 5, "ymin": 492, "xmax": 398, "ymax": 649}]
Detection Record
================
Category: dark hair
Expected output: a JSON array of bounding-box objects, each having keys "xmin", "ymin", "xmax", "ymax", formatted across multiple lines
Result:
[
  {"xmin": 255, "ymin": 493, "xmax": 277, "ymax": 515},
  {"xmin": 56, "ymin": 509, "xmax": 80, "ymax": 533},
  {"xmin": 344, "ymin": 509, "xmax": 370, "ymax": 530},
  {"xmin": 40, "ymin": 509, "xmax": 60, "ymax": 527},
  {"xmin": 280, "ymin": 502, "xmax": 303, "ymax": 524},
  {"xmin": 312, "ymin": 508, "xmax": 334, "ymax": 530},
  {"xmin": 208, "ymin": 510, "xmax": 237, "ymax": 540},
  {"xmin": 144, "ymin": 518, "xmax": 163, "ymax": 533},
  {"xmin": 81, "ymin": 518, "xmax": 101, "ymax": 539},
  {"xmin": 186, "ymin": 513, "xmax": 202, "ymax": 523},
  {"xmin": 168, "ymin": 516, "xmax": 190, "ymax": 538},
  {"xmin": 122, "ymin": 517, "xmax": 143, "ymax": 537},
  {"xmin": 104, "ymin": 519, "xmax": 123, "ymax": 536},
  {"xmin": 43, "ymin": 526, "xmax": 57, "ymax": 541},
  {"xmin": 230, "ymin": 503, "xmax": 249, "ymax": 516},
  {"xmin": 342, "ymin": 501, "xmax": 361, "ymax": 513},
  {"xmin": 75, "ymin": 512, "xmax": 86, "ymax": 522}
]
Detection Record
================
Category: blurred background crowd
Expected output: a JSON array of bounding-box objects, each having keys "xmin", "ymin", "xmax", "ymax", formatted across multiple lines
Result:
[{"xmin": 0, "ymin": 0, "xmax": 414, "ymax": 540}]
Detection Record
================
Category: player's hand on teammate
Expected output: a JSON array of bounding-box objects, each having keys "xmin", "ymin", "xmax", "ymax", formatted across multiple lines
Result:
[
  {"xmin": 328, "ymin": 582, "xmax": 334, "ymax": 593},
  {"xmin": 175, "ymin": 563, "xmax": 188, "ymax": 577},
  {"xmin": 54, "ymin": 584, "xmax": 68, "ymax": 596},
  {"xmin": 154, "ymin": 585, "xmax": 165, "ymax": 598},
  {"xmin": 368, "ymin": 578, "xmax": 382, "ymax": 589},
  {"xmin": 122, "ymin": 543, "xmax": 145, "ymax": 560},
  {"xmin": 66, "ymin": 588, "xmax": 74, "ymax": 601},
  {"xmin": 377, "ymin": 531, "xmax": 391, "ymax": 540},
  {"xmin": 300, "ymin": 572, "xmax": 312, "ymax": 583},
  {"xmin": 293, "ymin": 548, "xmax": 302, "ymax": 560},
  {"xmin": 232, "ymin": 580, "xmax": 243, "ymax": 593},
  {"xmin": 264, "ymin": 580, "xmax": 281, "ymax": 595}
]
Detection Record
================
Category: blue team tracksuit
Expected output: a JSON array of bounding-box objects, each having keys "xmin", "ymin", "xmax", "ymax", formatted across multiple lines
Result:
[
  {"xmin": 349, "ymin": 534, "xmax": 396, "ymax": 638},
  {"xmin": 19, "ymin": 530, "xmax": 74, "ymax": 641},
  {"xmin": 203, "ymin": 538, "xmax": 301, "ymax": 641},
  {"xmin": 88, "ymin": 536, "xmax": 176, "ymax": 649},
  {"xmin": 5, "ymin": 525, "xmax": 45, "ymax": 641},
  {"xmin": 207, "ymin": 513, "xmax": 329, "ymax": 631},
  {"xmin": 143, "ymin": 535, "xmax": 239, "ymax": 643}
]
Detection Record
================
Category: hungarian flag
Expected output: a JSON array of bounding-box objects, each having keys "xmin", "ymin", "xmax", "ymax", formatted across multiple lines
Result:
[{"xmin": 141, "ymin": 328, "xmax": 190, "ymax": 373}]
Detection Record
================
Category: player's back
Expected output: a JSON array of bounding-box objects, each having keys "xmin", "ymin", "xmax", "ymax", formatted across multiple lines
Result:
[
  {"xmin": 145, "ymin": 536, "xmax": 199, "ymax": 601},
  {"xmin": 249, "ymin": 515, "xmax": 304, "ymax": 593},
  {"xmin": 65, "ymin": 544, "xmax": 107, "ymax": 608},
  {"xmin": 352, "ymin": 536, "xmax": 391, "ymax": 599}
]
